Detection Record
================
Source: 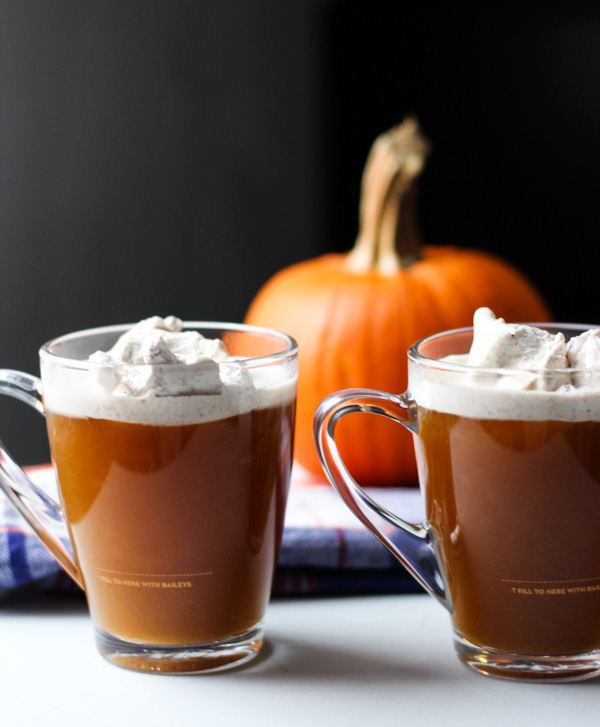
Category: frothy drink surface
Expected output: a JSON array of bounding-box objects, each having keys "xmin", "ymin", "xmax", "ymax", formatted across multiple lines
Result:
[
  {"xmin": 412, "ymin": 310, "xmax": 600, "ymax": 656},
  {"xmin": 44, "ymin": 317, "xmax": 296, "ymax": 646},
  {"xmin": 43, "ymin": 316, "xmax": 294, "ymax": 425},
  {"xmin": 412, "ymin": 308, "xmax": 600, "ymax": 422}
]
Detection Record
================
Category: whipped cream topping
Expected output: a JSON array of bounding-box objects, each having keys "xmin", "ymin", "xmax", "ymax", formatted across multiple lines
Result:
[
  {"xmin": 43, "ymin": 317, "xmax": 296, "ymax": 425},
  {"xmin": 88, "ymin": 316, "xmax": 242, "ymax": 398},
  {"xmin": 566, "ymin": 329, "xmax": 600, "ymax": 386},
  {"xmin": 468, "ymin": 308, "xmax": 569, "ymax": 376},
  {"xmin": 412, "ymin": 308, "xmax": 600, "ymax": 421},
  {"xmin": 90, "ymin": 316, "xmax": 233, "ymax": 366}
]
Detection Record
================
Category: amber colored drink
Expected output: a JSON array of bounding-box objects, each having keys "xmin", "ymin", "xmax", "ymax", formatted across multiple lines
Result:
[
  {"xmin": 46, "ymin": 402, "xmax": 295, "ymax": 646},
  {"xmin": 414, "ymin": 407, "xmax": 600, "ymax": 656}
]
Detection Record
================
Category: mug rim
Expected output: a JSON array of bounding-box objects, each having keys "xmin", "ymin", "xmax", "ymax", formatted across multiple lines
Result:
[
  {"xmin": 408, "ymin": 322, "xmax": 600, "ymax": 375},
  {"xmin": 39, "ymin": 320, "xmax": 298, "ymax": 369}
]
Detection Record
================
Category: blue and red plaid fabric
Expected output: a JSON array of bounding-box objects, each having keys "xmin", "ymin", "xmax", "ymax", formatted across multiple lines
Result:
[{"xmin": 1, "ymin": 465, "xmax": 424, "ymax": 598}]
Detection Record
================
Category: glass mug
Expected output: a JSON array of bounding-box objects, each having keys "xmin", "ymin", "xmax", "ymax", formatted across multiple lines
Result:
[
  {"xmin": 314, "ymin": 324, "xmax": 600, "ymax": 682},
  {"xmin": 0, "ymin": 322, "xmax": 297, "ymax": 674}
]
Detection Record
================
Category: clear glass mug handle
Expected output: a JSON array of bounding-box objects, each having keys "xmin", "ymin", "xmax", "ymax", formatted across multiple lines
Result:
[
  {"xmin": 313, "ymin": 388, "xmax": 452, "ymax": 611},
  {"xmin": 0, "ymin": 369, "xmax": 83, "ymax": 588}
]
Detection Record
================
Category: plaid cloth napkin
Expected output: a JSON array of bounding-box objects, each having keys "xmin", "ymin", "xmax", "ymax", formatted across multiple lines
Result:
[{"xmin": 0, "ymin": 464, "xmax": 425, "ymax": 598}]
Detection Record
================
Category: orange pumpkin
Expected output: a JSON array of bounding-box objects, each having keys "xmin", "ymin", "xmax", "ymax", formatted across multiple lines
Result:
[{"xmin": 245, "ymin": 119, "xmax": 552, "ymax": 486}]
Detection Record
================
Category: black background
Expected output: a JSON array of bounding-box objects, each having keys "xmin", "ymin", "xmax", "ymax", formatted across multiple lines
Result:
[{"xmin": 1, "ymin": 1, "xmax": 599, "ymax": 463}]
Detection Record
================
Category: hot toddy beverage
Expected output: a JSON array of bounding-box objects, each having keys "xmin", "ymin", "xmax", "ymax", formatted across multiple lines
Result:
[
  {"xmin": 37, "ymin": 316, "xmax": 297, "ymax": 672},
  {"xmin": 315, "ymin": 307, "xmax": 600, "ymax": 680},
  {"xmin": 409, "ymin": 308, "xmax": 600, "ymax": 666}
]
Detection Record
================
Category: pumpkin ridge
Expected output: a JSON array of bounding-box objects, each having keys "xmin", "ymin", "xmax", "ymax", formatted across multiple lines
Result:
[
  {"xmin": 296, "ymin": 270, "xmax": 336, "ymax": 472},
  {"xmin": 410, "ymin": 251, "xmax": 477, "ymax": 330},
  {"xmin": 423, "ymin": 249, "xmax": 494, "ymax": 322},
  {"xmin": 421, "ymin": 247, "xmax": 550, "ymax": 323}
]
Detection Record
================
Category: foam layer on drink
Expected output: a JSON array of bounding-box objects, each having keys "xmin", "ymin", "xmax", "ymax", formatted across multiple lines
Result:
[
  {"xmin": 43, "ymin": 317, "xmax": 296, "ymax": 425},
  {"xmin": 411, "ymin": 309, "xmax": 600, "ymax": 421}
]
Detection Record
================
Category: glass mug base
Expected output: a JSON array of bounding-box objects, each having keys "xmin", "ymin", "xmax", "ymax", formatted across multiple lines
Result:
[
  {"xmin": 95, "ymin": 624, "xmax": 264, "ymax": 675},
  {"xmin": 454, "ymin": 632, "xmax": 600, "ymax": 683}
]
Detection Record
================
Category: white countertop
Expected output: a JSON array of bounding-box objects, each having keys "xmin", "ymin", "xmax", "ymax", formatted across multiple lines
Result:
[{"xmin": 1, "ymin": 591, "xmax": 598, "ymax": 726}]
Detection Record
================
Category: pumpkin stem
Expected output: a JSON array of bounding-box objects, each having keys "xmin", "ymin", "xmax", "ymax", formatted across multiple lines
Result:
[{"xmin": 347, "ymin": 117, "xmax": 430, "ymax": 275}]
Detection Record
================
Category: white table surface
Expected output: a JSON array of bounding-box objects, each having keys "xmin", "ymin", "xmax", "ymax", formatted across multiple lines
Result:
[{"xmin": 1, "ymin": 590, "xmax": 598, "ymax": 726}]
